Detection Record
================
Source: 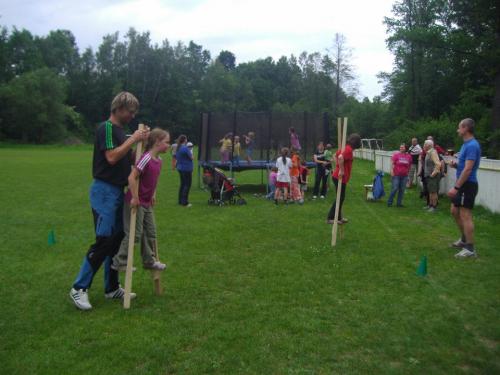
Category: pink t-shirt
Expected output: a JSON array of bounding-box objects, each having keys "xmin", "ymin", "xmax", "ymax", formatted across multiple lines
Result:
[
  {"xmin": 125, "ymin": 151, "xmax": 162, "ymax": 207},
  {"xmin": 391, "ymin": 152, "xmax": 412, "ymax": 177},
  {"xmin": 269, "ymin": 171, "xmax": 277, "ymax": 186},
  {"xmin": 290, "ymin": 133, "xmax": 301, "ymax": 150}
]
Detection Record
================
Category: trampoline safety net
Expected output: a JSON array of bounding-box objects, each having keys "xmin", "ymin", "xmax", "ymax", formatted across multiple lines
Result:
[{"xmin": 199, "ymin": 112, "xmax": 331, "ymax": 170}]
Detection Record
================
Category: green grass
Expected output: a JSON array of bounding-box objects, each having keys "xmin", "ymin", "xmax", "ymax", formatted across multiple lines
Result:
[{"xmin": 0, "ymin": 146, "xmax": 499, "ymax": 374}]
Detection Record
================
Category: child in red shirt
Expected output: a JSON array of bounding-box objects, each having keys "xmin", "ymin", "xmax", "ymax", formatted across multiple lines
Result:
[
  {"xmin": 299, "ymin": 161, "xmax": 309, "ymax": 199},
  {"xmin": 327, "ymin": 134, "xmax": 361, "ymax": 223},
  {"xmin": 290, "ymin": 147, "xmax": 303, "ymax": 203}
]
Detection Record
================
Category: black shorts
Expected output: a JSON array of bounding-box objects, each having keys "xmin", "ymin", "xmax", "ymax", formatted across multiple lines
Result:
[{"xmin": 452, "ymin": 181, "xmax": 478, "ymax": 209}]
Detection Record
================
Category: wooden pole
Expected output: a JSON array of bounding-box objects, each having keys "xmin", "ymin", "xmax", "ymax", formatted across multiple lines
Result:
[
  {"xmin": 337, "ymin": 117, "xmax": 341, "ymax": 149},
  {"xmin": 331, "ymin": 117, "xmax": 348, "ymax": 247},
  {"xmin": 151, "ymin": 238, "xmax": 162, "ymax": 295},
  {"xmin": 124, "ymin": 124, "xmax": 145, "ymax": 309}
]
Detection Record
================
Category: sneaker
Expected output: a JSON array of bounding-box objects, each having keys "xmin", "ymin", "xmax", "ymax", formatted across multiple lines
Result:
[
  {"xmin": 143, "ymin": 261, "xmax": 167, "ymax": 271},
  {"xmin": 186, "ymin": 203, "xmax": 192, "ymax": 208},
  {"xmin": 320, "ymin": 195, "xmax": 325, "ymax": 199},
  {"xmin": 423, "ymin": 205, "xmax": 430, "ymax": 210},
  {"xmin": 454, "ymin": 248, "xmax": 477, "ymax": 258},
  {"xmin": 105, "ymin": 287, "xmax": 137, "ymax": 300},
  {"xmin": 340, "ymin": 218, "xmax": 349, "ymax": 224},
  {"xmin": 451, "ymin": 239, "xmax": 466, "ymax": 249},
  {"xmin": 428, "ymin": 207, "xmax": 436, "ymax": 213},
  {"xmin": 312, "ymin": 195, "xmax": 317, "ymax": 199},
  {"xmin": 298, "ymin": 199, "xmax": 304, "ymax": 205},
  {"xmin": 69, "ymin": 288, "xmax": 92, "ymax": 311}
]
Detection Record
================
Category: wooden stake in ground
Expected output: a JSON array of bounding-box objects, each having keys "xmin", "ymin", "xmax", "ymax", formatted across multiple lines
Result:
[
  {"xmin": 124, "ymin": 124, "xmax": 145, "ymax": 309},
  {"xmin": 331, "ymin": 117, "xmax": 348, "ymax": 247},
  {"xmin": 151, "ymin": 238, "xmax": 163, "ymax": 295}
]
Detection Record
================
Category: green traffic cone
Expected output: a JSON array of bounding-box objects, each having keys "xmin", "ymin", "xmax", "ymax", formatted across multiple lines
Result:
[
  {"xmin": 417, "ymin": 255, "xmax": 427, "ymax": 276},
  {"xmin": 48, "ymin": 230, "xmax": 56, "ymax": 245}
]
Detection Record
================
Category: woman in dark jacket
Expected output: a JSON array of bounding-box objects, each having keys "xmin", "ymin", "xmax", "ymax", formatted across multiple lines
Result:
[{"xmin": 175, "ymin": 135, "xmax": 193, "ymax": 207}]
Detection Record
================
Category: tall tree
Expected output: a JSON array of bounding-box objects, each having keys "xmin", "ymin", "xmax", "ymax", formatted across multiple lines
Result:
[
  {"xmin": 329, "ymin": 33, "xmax": 356, "ymax": 117},
  {"xmin": 0, "ymin": 68, "xmax": 71, "ymax": 142}
]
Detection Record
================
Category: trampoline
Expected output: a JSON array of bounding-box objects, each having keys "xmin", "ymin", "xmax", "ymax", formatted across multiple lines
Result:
[{"xmin": 198, "ymin": 111, "xmax": 331, "ymax": 186}]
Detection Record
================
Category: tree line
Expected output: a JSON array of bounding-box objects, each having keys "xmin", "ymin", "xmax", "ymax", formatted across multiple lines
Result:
[
  {"xmin": 0, "ymin": 0, "xmax": 498, "ymax": 157},
  {"xmin": 0, "ymin": 27, "xmax": 351, "ymax": 144}
]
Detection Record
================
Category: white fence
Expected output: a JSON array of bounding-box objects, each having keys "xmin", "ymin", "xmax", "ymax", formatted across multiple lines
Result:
[{"xmin": 354, "ymin": 148, "xmax": 500, "ymax": 214}]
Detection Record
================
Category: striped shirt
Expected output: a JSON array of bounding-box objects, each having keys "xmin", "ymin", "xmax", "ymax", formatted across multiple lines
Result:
[{"xmin": 125, "ymin": 151, "xmax": 162, "ymax": 207}]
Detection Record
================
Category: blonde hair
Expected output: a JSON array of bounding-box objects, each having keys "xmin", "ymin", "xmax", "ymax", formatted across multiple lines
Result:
[
  {"xmin": 110, "ymin": 91, "xmax": 139, "ymax": 114},
  {"xmin": 145, "ymin": 128, "xmax": 169, "ymax": 151}
]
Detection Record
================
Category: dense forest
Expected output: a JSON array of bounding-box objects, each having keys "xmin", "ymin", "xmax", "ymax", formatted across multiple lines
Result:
[{"xmin": 0, "ymin": 0, "xmax": 498, "ymax": 157}]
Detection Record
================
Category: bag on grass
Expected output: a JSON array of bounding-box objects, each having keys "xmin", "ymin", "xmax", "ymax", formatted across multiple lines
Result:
[{"xmin": 372, "ymin": 171, "xmax": 385, "ymax": 200}]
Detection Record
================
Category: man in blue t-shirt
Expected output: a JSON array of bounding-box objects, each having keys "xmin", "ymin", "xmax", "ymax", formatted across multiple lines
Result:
[{"xmin": 447, "ymin": 118, "xmax": 481, "ymax": 258}]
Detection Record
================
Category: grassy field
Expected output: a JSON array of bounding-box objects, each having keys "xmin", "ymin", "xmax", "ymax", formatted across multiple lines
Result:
[{"xmin": 0, "ymin": 146, "xmax": 499, "ymax": 374}]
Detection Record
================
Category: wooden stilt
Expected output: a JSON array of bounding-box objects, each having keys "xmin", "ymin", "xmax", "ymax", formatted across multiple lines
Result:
[
  {"xmin": 331, "ymin": 117, "xmax": 348, "ymax": 247},
  {"xmin": 124, "ymin": 124, "xmax": 145, "ymax": 309},
  {"xmin": 151, "ymin": 238, "xmax": 163, "ymax": 295}
]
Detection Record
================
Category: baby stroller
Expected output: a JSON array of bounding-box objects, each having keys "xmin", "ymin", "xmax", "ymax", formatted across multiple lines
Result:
[{"xmin": 202, "ymin": 165, "xmax": 246, "ymax": 206}]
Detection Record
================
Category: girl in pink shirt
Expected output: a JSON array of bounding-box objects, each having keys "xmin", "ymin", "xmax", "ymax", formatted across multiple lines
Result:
[{"xmin": 113, "ymin": 128, "xmax": 170, "ymax": 272}]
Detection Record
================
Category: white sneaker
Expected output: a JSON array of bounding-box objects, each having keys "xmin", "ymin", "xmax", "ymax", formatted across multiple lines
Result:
[
  {"xmin": 455, "ymin": 248, "xmax": 477, "ymax": 258},
  {"xmin": 312, "ymin": 195, "xmax": 317, "ymax": 199},
  {"xmin": 69, "ymin": 288, "xmax": 92, "ymax": 311},
  {"xmin": 105, "ymin": 287, "xmax": 137, "ymax": 300},
  {"xmin": 428, "ymin": 207, "xmax": 436, "ymax": 213},
  {"xmin": 320, "ymin": 195, "xmax": 325, "ymax": 199},
  {"xmin": 451, "ymin": 239, "xmax": 466, "ymax": 248},
  {"xmin": 144, "ymin": 261, "xmax": 167, "ymax": 271}
]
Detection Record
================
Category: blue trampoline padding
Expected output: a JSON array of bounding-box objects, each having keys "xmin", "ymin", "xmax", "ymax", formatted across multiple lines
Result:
[{"xmin": 200, "ymin": 160, "xmax": 317, "ymax": 172}]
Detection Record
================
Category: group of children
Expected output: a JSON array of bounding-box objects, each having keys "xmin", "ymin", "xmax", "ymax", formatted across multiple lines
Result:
[
  {"xmin": 265, "ymin": 141, "xmax": 336, "ymax": 205},
  {"xmin": 267, "ymin": 147, "xmax": 311, "ymax": 204},
  {"xmin": 219, "ymin": 132, "xmax": 255, "ymax": 165},
  {"xmin": 218, "ymin": 128, "xmax": 303, "ymax": 167}
]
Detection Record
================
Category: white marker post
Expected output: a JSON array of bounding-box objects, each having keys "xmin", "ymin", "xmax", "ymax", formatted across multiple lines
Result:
[
  {"xmin": 124, "ymin": 123, "xmax": 145, "ymax": 309},
  {"xmin": 331, "ymin": 117, "xmax": 348, "ymax": 247}
]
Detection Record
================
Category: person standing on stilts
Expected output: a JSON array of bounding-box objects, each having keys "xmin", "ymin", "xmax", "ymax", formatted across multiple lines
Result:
[
  {"xmin": 69, "ymin": 92, "xmax": 149, "ymax": 311},
  {"xmin": 327, "ymin": 134, "xmax": 361, "ymax": 224}
]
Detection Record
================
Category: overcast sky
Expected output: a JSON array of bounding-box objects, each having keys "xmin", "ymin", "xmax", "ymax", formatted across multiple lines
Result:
[{"xmin": 0, "ymin": 0, "xmax": 396, "ymax": 99}]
